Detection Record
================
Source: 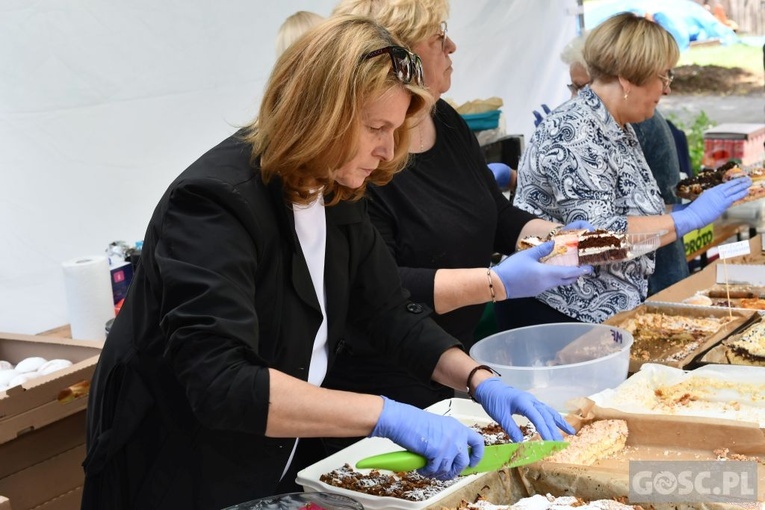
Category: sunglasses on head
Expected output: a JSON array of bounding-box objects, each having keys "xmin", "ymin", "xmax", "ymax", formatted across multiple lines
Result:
[{"xmin": 362, "ymin": 45, "xmax": 425, "ymax": 87}]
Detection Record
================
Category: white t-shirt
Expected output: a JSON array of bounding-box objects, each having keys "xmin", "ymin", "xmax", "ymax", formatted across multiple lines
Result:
[{"xmin": 282, "ymin": 194, "xmax": 329, "ymax": 480}]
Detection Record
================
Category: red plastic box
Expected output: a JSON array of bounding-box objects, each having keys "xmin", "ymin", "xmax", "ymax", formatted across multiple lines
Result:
[{"xmin": 703, "ymin": 123, "xmax": 765, "ymax": 168}]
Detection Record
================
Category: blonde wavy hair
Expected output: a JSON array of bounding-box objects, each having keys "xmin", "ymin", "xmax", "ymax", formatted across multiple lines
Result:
[
  {"xmin": 243, "ymin": 15, "xmax": 433, "ymax": 206},
  {"xmin": 275, "ymin": 11, "xmax": 325, "ymax": 57},
  {"xmin": 584, "ymin": 12, "xmax": 679, "ymax": 86},
  {"xmin": 332, "ymin": 0, "xmax": 449, "ymax": 48}
]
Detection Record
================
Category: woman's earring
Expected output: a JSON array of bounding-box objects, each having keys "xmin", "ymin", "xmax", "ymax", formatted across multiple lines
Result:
[{"xmin": 623, "ymin": 91, "xmax": 630, "ymax": 100}]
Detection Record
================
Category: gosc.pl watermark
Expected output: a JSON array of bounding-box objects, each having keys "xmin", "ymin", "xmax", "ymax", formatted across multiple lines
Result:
[{"xmin": 630, "ymin": 461, "xmax": 759, "ymax": 504}]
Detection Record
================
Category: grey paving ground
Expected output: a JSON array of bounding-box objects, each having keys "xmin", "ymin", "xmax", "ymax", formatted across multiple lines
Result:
[{"xmin": 659, "ymin": 91, "xmax": 765, "ymax": 126}]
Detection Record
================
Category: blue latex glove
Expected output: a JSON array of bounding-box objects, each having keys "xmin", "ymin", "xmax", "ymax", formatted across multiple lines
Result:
[
  {"xmin": 494, "ymin": 241, "xmax": 592, "ymax": 299},
  {"xmin": 370, "ymin": 396, "xmax": 485, "ymax": 480},
  {"xmin": 532, "ymin": 104, "xmax": 552, "ymax": 127},
  {"xmin": 487, "ymin": 162, "xmax": 512, "ymax": 190},
  {"xmin": 562, "ymin": 220, "xmax": 595, "ymax": 232},
  {"xmin": 473, "ymin": 378, "xmax": 575, "ymax": 442},
  {"xmin": 671, "ymin": 177, "xmax": 751, "ymax": 237}
]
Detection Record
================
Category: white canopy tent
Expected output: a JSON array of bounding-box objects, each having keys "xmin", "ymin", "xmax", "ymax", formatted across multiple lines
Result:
[{"xmin": 0, "ymin": 0, "xmax": 578, "ymax": 335}]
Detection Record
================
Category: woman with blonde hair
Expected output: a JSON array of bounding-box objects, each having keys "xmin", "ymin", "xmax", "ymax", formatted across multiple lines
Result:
[
  {"xmin": 324, "ymin": 0, "xmax": 593, "ymax": 414},
  {"xmin": 82, "ymin": 15, "xmax": 572, "ymax": 509},
  {"xmin": 275, "ymin": 10, "xmax": 325, "ymax": 56},
  {"xmin": 511, "ymin": 12, "xmax": 749, "ymax": 325}
]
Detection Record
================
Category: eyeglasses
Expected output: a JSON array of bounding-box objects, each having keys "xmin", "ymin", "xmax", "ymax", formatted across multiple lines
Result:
[
  {"xmin": 566, "ymin": 82, "xmax": 589, "ymax": 95},
  {"xmin": 658, "ymin": 69, "xmax": 675, "ymax": 89},
  {"xmin": 362, "ymin": 45, "xmax": 425, "ymax": 87},
  {"xmin": 437, "ymin": 21, "xmax": 448, "ymax": 52}
]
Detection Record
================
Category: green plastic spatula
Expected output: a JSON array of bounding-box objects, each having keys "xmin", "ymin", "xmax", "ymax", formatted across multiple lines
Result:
[{"xmin": 355, "ymin": 440, "xmax": 568, "ymax": 476}]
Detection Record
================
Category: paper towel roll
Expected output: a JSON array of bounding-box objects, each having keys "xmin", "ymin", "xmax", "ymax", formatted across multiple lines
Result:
[{"xmin": 62, "ymin": 256, "xmax": 115, "ymax": 341}]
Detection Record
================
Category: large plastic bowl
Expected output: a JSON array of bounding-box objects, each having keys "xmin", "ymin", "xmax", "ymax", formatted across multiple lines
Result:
[{"xmin": 469, "ymin": 323, "xmax": 633, "ymax": 411}]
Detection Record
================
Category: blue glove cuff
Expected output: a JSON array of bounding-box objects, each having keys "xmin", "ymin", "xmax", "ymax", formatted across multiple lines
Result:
[
  {"xmin": 670, "ymin": 210, "xmax": 692, "ymax": 238},
  {"xmin": 370, "ymin": 395, "xmax": 394, "ymax": 438},
  {"xmin": 471, "ymin": 376, "xmax": 503, "ymax": 404}
]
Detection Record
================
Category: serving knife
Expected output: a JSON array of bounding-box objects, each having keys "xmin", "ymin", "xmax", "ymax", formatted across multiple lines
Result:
[{"xmin": 355, "ymin": 440, "xmax": 568, "ymax": 476}]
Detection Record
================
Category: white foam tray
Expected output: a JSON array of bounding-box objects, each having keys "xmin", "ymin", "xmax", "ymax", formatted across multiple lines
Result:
[{"xmin": 296, "ymin": 398, "xmax": 516, "ymax": 510}]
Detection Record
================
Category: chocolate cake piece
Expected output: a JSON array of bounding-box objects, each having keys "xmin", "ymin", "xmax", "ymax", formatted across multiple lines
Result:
[{"xmin": 577, "ymin": 230, "xmax": 627, "ymax": 265}]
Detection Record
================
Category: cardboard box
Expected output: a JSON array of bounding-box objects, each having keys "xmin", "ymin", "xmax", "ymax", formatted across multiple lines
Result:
[
  {"xmin": 0, "ymin": 410, "xmax": 86, "ymax": 510},
  {"xmin": 648, "ymin": 263, "xmax": 719, "ymax": 304},
  {"xmin": 34, "ymin": 487, "xmax": 82, "ymax": 510},
  {"xmin": 716, "ymin": 264, "xmax": 765, "ymax": 286},
  {"xmin": 648, "ymin": 236, "xmax": 765, "ymax": 305},
  {"xmin": 604, "ymin": 303, "xmax": 754, "ymax": 373},
  {"xmin": 0, "ymin": 333, "xmax": 100, "ymax": 446},
  {"xmin": 703, "ymin": 123, "xmax": 765, "ymax": 168},
  {"xmin": 518, "ymin": 409, "xmax": 765, "ymax": 509}
]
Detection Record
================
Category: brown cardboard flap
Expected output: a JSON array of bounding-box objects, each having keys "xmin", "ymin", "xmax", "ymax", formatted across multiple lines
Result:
[
  {"xmin": 590, "ymin": 405, "xmax": 765, "ymax": 454},
  {"xmin": 647, "ymin": 235, "xmax": 765, "ymax": 305},
  {"xmin": 423, "ymin": 468, "xmax": 529, "ymax": 509},
  {"xmin": 33, "ymin": 486, "xmax": 82, "ymax": 510},
  {"xmin": 0, "ymin": 444, "xmax": 85, "ymax": 510},
  {"xmin": 582, "ymin": 363, "xmax": 765, "ymax": 432},
  {"xmin": 518, "ymin": 415, "xmax": 765, "ymax": 510},
  {"xmin": 0, "ymin": 411, "xmax": 86, "ymax": 480}
]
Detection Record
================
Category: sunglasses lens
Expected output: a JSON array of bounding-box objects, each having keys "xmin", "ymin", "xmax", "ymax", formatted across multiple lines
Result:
[
  {"xmin": 390, "ymin": 47, "xmax": 412, "ymax": 83},
  {"xmin": 414, "ymin": 56, "xmax": 424, "ymax": 86},
  {"xmin": 363, "ymin": 46, "xmax": 423, "ymax": 87}
]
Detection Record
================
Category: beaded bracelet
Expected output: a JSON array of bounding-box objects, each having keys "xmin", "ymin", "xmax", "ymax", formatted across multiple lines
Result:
[{"xmin": 486, "ymin": 267, "xmax": 496, "ymax": 303}]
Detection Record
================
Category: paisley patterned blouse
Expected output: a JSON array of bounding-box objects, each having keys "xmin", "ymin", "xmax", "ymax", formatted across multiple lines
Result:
[{"xmin": 513, "ymin": 87, "xmax": 665, "ymax": 323}]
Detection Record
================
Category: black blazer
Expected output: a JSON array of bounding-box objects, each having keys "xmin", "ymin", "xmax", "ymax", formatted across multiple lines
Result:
[{"xmin": 82, "ymin": 133, "xmax": 460, "ymax": 510}]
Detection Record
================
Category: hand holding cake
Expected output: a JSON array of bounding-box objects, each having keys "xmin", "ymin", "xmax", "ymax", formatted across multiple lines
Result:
[
  {"xmin": 671, "ymin": 176, "xmax": 751, "ymax": 237},
  {"xmin": 492, "ymin": 242, "xmax": 593, "ymax": 299}
]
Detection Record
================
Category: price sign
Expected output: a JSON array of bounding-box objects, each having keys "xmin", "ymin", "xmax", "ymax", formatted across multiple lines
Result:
[{"xmin": 718, "ymin": 240, "xmax": 750, "ymax": 260}]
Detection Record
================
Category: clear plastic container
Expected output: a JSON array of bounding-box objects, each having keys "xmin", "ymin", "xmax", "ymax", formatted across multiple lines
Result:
[{"xmin": 469, "ymin": 323, "xmax": 633, "ymax": 411}]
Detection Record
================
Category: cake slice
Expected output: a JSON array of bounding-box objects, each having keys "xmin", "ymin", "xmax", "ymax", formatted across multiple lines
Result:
[
  {"xmin": 724, "ymin": 321, "xmax": 765, "ymax": 366},
  {"xmin": 577, "ymin": 229, "xmax": 628, "ymax": 265},
  {"xmin": 546, "ymin": 419, "xmax": 628, "ymax": 466},
  {"xmin": 518, "ymin": 228, "xmax": 629, "ymax": 266}
]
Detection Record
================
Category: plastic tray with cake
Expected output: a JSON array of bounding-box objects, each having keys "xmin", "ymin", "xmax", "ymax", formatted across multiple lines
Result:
[
  {"xmin": 675, "ymin": 162, "xmax": 765, "ymax": 204},
  {"xmin": 602, "ymin": 302, "xmax": 756, "ymax": 372},
  {"xmin": 296, "ymin": 398, "xmax": 537, "ymax": 510},
  {"xmin": 519, "ymin": 230, "xmax": 665, "ymax": 267},
  {"xmin": 700, "ymin": 315, "xmax": 765, "ymax": 367}
]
